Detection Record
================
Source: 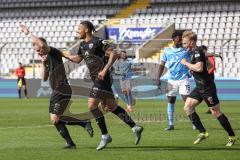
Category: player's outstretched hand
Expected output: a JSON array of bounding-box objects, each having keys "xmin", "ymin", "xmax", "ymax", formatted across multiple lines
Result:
[{"xmin": 20, "ymin": 24, "xmax": 30, "ymax": 35}]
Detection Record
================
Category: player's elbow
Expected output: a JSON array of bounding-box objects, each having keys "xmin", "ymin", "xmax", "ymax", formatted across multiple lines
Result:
[
  {"xmin": 196, "ymin": 67, "xmax": 203, "ymax": 72},
  {"xmin": 195, "ymin": 63, "xmax": 203, "ymax": 72}
]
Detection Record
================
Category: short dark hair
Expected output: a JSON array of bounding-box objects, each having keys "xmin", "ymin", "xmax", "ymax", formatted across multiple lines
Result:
[
  {"xmin": 19, "ymin": 62, "xmax": 22, "ymax": 65},
  {"xmin": 200, "ymin": 45, "xmax": 208, "ymax": 51},
  {"xmin": 172, "ymin": 31, "xmax": 182, "ymax": 39},
  {"xmin": 121, "ymin": 50, "xmax": 127, "ymax": 54},
  {"xmin": 80, "ymin": 21, "xmax": 96, "ymax": 33},
  {"xmin": 39, "ymin": 37, "xmax": 47, "ymax": 44}
]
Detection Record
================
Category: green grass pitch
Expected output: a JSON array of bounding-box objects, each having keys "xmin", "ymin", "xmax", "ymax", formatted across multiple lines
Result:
[{"xmin": 0, "ymin": 98, "xmax": 239, "ymax": 160}]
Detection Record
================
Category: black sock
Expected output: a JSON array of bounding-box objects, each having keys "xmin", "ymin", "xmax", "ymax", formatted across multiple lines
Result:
[
  {"xmin": 112, "ymin": 106, "xmax": 136, "ymax": 128},
  {"xmin": 18, "ymin": 89, "xmax": 21, "ymax": 98},
  {"xmin": 188, "ymin": 112, "xmax": 206, "ymax": 133},
  {"xmin": 24, "ymin": 89, "xmax": 27, "ymax": 97},
  {"xmin": 91, "ymin": 108, "xmax": 108, "ymax": 135},
  {"xmin": 217, "ymin": 114, "xmax": 235, "ymax": 136},
  {"xmin": 59, "ymin": 117, "xmax": 88, "ymax": 128},
  {"xmin": 59, "ymin": 120, "xmax": 87, "ymax": 128},
  {"xmin": 54, "ymin": 121, "xmax": 75, "ymax": 145}
]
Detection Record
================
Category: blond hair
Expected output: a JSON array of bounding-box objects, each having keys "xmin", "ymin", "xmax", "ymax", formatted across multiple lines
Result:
[{"xmin": 182, "ymin": 30, "xmax": 197, "ymax": 42}]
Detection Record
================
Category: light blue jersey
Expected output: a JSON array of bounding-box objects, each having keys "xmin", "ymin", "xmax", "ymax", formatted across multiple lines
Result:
[
  {"xmin": 114, "ymin": 58, "xmax": 132, "ymax": 80},
  {"xmin": 161, "ymin": 47, "xmax": 190, "ymax": 80}
]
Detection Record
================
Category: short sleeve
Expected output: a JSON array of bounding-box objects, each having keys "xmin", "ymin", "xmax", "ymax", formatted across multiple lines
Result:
[
  {"xmin": 50, "ymin": 47, "xmax": 63, "ymax": 58},
  {"xmin": 99, "ymin": 39, "xmax": 111, "ymax": 52},
  {"xmin": 194, "ymin": 49, "xmax": 205, "ymax": 63},
  {"xmin": 77, "ymin": 42, "xmax": 83, "ymax": 57},
  {"xmin": 160, "ymin": 49, "xmax": 167, "ymax": 62}
]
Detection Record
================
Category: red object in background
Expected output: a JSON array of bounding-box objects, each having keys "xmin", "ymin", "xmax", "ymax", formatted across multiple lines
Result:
[
  {"xmin": 207, "ymin": 56, "xmax": 216, "ymax": 74},
  {"xmin": 15, "ymin": 67, "xmax": 25, "ymax": 78}
]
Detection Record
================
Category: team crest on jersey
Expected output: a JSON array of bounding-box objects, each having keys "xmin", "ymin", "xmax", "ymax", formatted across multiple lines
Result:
[
  {"xmin": 89, "ymin": 43, "xmax": 93, "ymax": 49},
  {"xmin": 102, "ymin": 40, "xmax": 110, "ymax": 45},
  {"xmin": 195, "ymin": 51, "xmax": 200, "ymax": 58},
  {"xmin": 207, "ymin": 97, "xmax": 214, "ymax": 104}
]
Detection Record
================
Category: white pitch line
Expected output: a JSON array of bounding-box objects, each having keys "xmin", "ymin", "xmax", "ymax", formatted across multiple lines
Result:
[
  {"xmin": 0, "ymin": 125, "xmax": 53, "ymax": 130},
  {"xmin": 0, "ymin": 118, "xmax": 239, "ymax": 130}
]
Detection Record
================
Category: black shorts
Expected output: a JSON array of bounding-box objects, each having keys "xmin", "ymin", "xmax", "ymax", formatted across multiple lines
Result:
[
  {"xmin": 49, "ymin": 91, "xmax": 71, "ymax": 115},
  {"xmin": 17, "ymin": 77, "xmax": 26, "ymax": 86},
  {"xmin": 189, "ymin": 85, "xmax": 219, "ymax": 107},
  {"xmin": 89, "ymin": 76, "xmax": 114, "ymax": 100}
]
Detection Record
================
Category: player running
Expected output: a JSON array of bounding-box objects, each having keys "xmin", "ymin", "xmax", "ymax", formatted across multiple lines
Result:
[
  {"xmin": 114, "ymin": 50, "xmax": 134, "ymax": 112},
  {"xmin": 20, "ymin": 24, "xmax": 93, "ymax": 149},
  {"xmin": 157, "ymin": 31, "xmax": 191, "ymax": 131},
  {"xmin": 181, "ymin": 31, "xmax": 237, "ymax": 146},
  {"xmin": 67, "ymin": 21, "xmax": 143, "ymax": 151}
]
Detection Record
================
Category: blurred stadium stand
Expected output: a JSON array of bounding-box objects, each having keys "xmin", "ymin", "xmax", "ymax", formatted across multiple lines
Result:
[{"xmin": 0, "ymin": 0, "xmax": 239, "ymax": 79}]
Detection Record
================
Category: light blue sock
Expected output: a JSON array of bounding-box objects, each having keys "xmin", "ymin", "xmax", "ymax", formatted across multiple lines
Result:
[
  {"xmin": 127, "ymin": 94, "xmax": 132, "ymax": 106},
  {"xmin": 167, "ymin": 103, "xmax": 175, "ymax": 126},
  {"xmin": 124, "ymin": 94, "xmax": 129, "ymax": 106}
]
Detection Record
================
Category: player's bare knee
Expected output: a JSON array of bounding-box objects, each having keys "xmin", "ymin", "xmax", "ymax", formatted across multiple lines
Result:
[
  {"xmin": 210, "ymin": 105, "xmax": 222, "ymax": 117},
  {"xmin": 184, "ymin": 105, "xmax": 194, "ymax": 115},
  {"xmin": 88, "ymin": 98, "xmax": 99, "ymax": 110},
  {"xmin": 184, "ymin": 100, "xmax": 196, "ymax": 115},
  {"xmin": 50, "ymin": 114, "xmax": 60, "ymax": 124}
]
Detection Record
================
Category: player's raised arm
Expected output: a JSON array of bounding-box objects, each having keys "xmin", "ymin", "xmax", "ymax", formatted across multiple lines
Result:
[
  {"xmin": 62, "ymin": 52, "xmax": 83, "ymax": 64},
  {"xmin": 105, "ymin": 47, "xmax": 118, "ymax": 69},
  {"xmin": 98, "ymin": 46, "xmax": 118, "ymax": 80},
  {"xmin": 40, "ymin": 55, "xmax": 49, "ymax": 81},
  {"xmin": 20, "ymin": 24, "xmax": 50, "ymax": 54}
]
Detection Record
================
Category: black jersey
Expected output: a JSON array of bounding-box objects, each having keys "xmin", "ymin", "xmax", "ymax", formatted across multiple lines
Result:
[
  {"xmin": 45, "ymin": 47, "xmax": 69, "ymax": 90},
  {"xmin": 77, "ymin": 36, "xmax": 111, "ymax": 81},
  {"xmin": 190, "ymin": 47, "xmax": 214, "ymax": 90}
]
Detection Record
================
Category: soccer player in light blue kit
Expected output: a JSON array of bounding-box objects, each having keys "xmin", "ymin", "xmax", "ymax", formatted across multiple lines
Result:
[
  {"xmin": 114, "ymin": 51, "xmax": 134, "ymax": 112},
  {"xmin": 157, "ymin": 31, "xmax": 191, "ymax": 131}
]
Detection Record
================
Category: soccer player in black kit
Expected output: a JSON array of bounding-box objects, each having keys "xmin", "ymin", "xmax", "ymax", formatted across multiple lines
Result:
[
  {"xmin": 181, "ymin": 31, "xmax": 237, "ymax": 146},
  {"xmin": 20, "ymin": 24, "xmax": 93, "ymax": 149},
  {"xmin": 67, "ymin": 21, "xmax": 143, "ymax": 150}
]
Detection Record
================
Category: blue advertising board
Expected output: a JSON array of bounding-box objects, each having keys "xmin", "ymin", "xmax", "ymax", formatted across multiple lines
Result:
[{"xmin": 106, "ymin": 27, "xmax": 162, "ymax": 44}]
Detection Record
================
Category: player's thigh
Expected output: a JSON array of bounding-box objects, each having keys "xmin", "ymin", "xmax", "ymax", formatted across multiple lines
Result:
[
  {"xmin": 22, "ymin": 78, "xmax": 26, "ymax": 86},
  {"xmin": 88, "ymin": 97, "xmax": 101, "ymax": 110},
  {"xmin": 179, "ymin": 78, "xmax": 191, "ymax": 97},
  {"xmin": 202, "ymin": 86, "xmax": 219, "ymax": 106},
  {"xmin": 120, "ymin": 80, "xmax": 131, "ymax": 93},
  {"xmin": 125, "ymin": 80, "xmax": 132, "ymax": 95},
  {"xmin": 49, "ymin": 92, "xmax": 71, "ymax": 116},
  {"xmin": 184, "ymin": 97, "xmax": 201, "ymax": 115},
  {"xmin": 202, "ymin": 88, "xmax": 220, "ymax": 116},
  {"xmin": 102, "ymin": 97, "xmax": 118, "ymax": 111},
  {"xmin": 184, "ymin": 88, "xmax": 202, "ymax": 114},
  {"xmin": 167, "ymin": 79, "xmax": 179, "ymax": 97}
]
